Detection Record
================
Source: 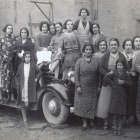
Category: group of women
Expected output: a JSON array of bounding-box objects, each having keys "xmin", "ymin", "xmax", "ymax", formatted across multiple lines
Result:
[{"xmin": 0, "ymin": 7, "xmax": 140, "ymax": 134}]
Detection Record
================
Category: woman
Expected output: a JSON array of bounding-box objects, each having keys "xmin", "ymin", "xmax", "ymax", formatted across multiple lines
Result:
[
  {"xmin": 74, "ymin": 42, "xmax": 100, "ymax": 130},
  {"xmin": 49, "ymin": 23, "xmax": 56, "ymax": 35},
  {"xmin": 90, "ymin": 23, "xmax": 105, "ymax": 53},
  {"xmin": 74, "ymin": 8, "xmax": 92, "ymax": 52},
  {"xmin": 15, "ymin": 27, "xmax": 36, "ymax": 70},
  {"xmin": 49, "ymin": 22, "xmax": 63, "ymax": 79},
  {"xmin": 35, "ymin": 21, "xmax": 53, "ymax": 52},
  {"xmin": 60, "ymin": 19, "xmax": 82, "ymax": 80},
  {"xmin": 122, "ymin": 38, "xmax": 138, "ymax": 125},
  {"xmin": 133, "ymin": 36, "xmax": 140, "ymax": 123},
  {"xmin": 93, "ymin": 39, "xmax": 107, "ymax": 62},
  {"xmin": 0, "ymin": 24, "xmax": 17, "ymax": 104},
  {"xmin": 96, "ymin": 38, "xmax": 129, "ymax": 130}
]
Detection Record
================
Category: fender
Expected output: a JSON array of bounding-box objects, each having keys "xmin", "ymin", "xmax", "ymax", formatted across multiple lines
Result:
[{"xmin": 29, "ymin": 79, "xmax": 74, "ymax": 110}]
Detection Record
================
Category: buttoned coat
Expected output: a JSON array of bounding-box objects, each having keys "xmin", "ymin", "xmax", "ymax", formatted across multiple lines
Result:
[{"xmin": 104, "ymin": 69, "xmax": 132, "ymax": 115}]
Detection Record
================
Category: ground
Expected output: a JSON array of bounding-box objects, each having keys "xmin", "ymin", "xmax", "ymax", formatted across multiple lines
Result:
[{"xmin": 0, "ymin": 106, "xmax": 140, "ymax": 140}]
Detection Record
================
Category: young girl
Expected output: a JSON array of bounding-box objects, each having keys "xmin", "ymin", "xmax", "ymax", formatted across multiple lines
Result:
[
  {"xmin": 16, "ymin": 51, "xmax": 42, "ymax": 125},
  {"xmin": 104, "ymin": 58, "xmax": 132, "ymax": 135}
]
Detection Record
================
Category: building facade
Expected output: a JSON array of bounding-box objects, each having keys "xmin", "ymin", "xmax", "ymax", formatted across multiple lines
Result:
[{"xmin": 0, "ymin": 0, "xmax": 140, "ymax": 46}]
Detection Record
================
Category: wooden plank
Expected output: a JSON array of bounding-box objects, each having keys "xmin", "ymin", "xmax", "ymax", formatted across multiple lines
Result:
[
  {"xmin": 30, "ymin": 1, "xmax": 52, "ymax": 5},
  {"xmin": 28, "ymin": 22, "xmax": 40, "ymax": 27}
]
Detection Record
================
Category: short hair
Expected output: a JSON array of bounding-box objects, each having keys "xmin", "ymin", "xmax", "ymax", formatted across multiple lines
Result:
[
  {"xmin": 39, "ymin": 21, "xmax": 49, "ymax": 31},
  {"xmin": 133, "ymin": 36, "xmax": 140, "ymax": 48},
  {"xmin": 78, "ymin": 7, "xmax": 90, "ymax": 16},
  {"xmin": 55, "ymin": 22, "xmax": 62, "ymax": 27},
  {"xmin": 98, "ymin": 39, "xmax": 108, "ymax": 50},
  {"xmin": 23, "ymin": 51, "xmax": 31, "ymax": 62},
  {"xmin": 49, "ymin": 23, "xmax": 55, "ymax": 31},
  {"xmin": 2, "ymin": 24, "xmax": 13, "ymax": 33},
  {"xmin": 115, "ymin": 58, "xmax": 125, "ymax": 69},
  {"xmin": 20, "ymin": 27, "xmax": 29, "ymax": 36},
  {"xmin": 109, "ymin": 38, "xmax": 119, "ymax": 46},
  {"xmin": 91, "ymin": 23, "xmax": 100, "ymax": 35},
  {"xmin": 63, "ymin": 19, "xmax": 74, "ymax": 30},
  {"xmin": 82, "ymin": 42, "xmax": 94, "ymax": 54},
  {"xmin": 122, "ymin": 39, "xmax": 134, "ymax": 49}
]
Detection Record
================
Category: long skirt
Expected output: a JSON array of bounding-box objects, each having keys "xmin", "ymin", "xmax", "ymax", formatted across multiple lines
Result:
[
  {"xmin": 62, "ymin": 50, "xmax": 81, "ymax": 72},
  {"xmin": 126, "ymin": 75, "xmax": 138, "ymax": 116},
  {"xmin": 1, "ymin": 59, "xmax": 13, "ymax": 93},
  {"xmin": 74, "ymin": 88, "xmax": 98, "ymax": 119},
  {"xmin": 136, "ymin": 74, "xmax": 140, "ymax": 114},
  {"xmin": 96, "ymin": 85, "xmax": 112, "ymax": 119}
]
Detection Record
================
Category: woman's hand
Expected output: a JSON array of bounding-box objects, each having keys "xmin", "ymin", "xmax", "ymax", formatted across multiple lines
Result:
[
  {"xmin": 18, "ymin": 53, "xmax": 22, "ymax": 58},
  {"xmin": 118, "ymin": 79, "xmax": 124, "ymax": 85},
  {"xmin": 77, "ymin": 87, "xmax": 82, "ymax": 95},
  {"xmin": 47, "ymin": 46, "xmax": 52, "ymax": 51},
  {"xmin": 98, "ymin": 87, "xmax": 101, "ymax": 93}
]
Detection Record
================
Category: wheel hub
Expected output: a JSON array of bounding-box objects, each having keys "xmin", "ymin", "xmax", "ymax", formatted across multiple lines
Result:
[{"xmin": 48, "ymin": 100, "xmax": 57, "ymax": 114}]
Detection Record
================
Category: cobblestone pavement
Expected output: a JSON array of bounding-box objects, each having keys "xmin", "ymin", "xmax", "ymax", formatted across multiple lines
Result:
[{"xmin": 0, "ymin": 106, "xmax": 140, "ymax": 140}]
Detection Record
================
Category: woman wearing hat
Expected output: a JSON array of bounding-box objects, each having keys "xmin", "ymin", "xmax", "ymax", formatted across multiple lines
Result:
[{"xmin": 74, "ymin": 8, "xmax": 92, "ymax": 52}]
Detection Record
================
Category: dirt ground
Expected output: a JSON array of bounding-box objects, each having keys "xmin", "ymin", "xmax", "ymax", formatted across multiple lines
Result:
[{"xmin": 0, "ymin": 106, "xmax": 140, "ymax": 140}]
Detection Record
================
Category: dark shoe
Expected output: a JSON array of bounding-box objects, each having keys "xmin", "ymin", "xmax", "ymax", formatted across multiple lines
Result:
[
  {"xmin": 81, "ymin": 126, "xmax": 87, "ymax": 131},
  {"xmin": 125, "ymin": 120, "xmax": 129, "ymax": 127},
  {"xmin": 0, "ymin": 99, "xmax": 4, "ymax": 104},
  {"xmin": 133, "ymin": 117, "xmax": 138, "ymax": 125},
  {"xmin": 103, "ymin": 125, "xmax": 108, "ymax": 131},
  {"xmin": 113, "ymin": 130, "xmax": 117, "ymax": 136},
  {"xmin": 118, "ymin": 130, "xmax": 122, "ymax": 136},
  {"xmin": 5, "ymin": 99, "xmax": 10, "ymax": 104},
  {"xmin": 10, "ymin": 99, "xmax": 16, "ymax": 103}
]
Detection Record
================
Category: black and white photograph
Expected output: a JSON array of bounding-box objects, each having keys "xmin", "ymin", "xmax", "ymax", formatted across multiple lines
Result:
[{"xmin": 0, "ymin": 0, "xmax": 140, "ymax": 140}]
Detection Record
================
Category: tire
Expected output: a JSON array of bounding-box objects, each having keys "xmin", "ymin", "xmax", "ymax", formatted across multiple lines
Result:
[{"xmin": 42, "ymin": 91, "xmax": 69, "ymax": 125}]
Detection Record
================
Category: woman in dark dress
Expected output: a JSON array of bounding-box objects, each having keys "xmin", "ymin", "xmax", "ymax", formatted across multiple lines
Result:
[
  {"xmin": 133, "ymin": 36, "xmax": 140, "ymax": 124},
  {"xmin": 15, "ymin": 27, "xmax": 36, "ymax": 71},
  {"xmin": 0, "ymin": 24, "xmax": 17, "ymax": 104},
  {"xmin": 74, "ymin": 42, "xmax": 100, "ymax": 130},
  {"xmin": 122, "ymin": 39, "xmax": 138, "ymax": 125},
  {"xmin": 90, "ymin": 23, "xmax": 105, "ymax": 53},
  {"xmin": 96, "ymin": 38, "xmax": 129, "ymax": 130},
  {"xmin": 73, "ymin": 8, "xmax": 92, "ymax": 52}
]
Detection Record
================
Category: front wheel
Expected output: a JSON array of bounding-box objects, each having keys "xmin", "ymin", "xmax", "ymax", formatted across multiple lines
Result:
[{"xmin": 42, "ymin": 91, "xmax": 69, "ymax": 125}]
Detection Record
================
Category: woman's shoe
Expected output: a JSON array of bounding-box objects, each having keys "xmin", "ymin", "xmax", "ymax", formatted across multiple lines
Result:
[
  {"xmin": 81, "ymin": 126, "xmax": 87, "ymax": 131},
  {"xmin": 0, "ymin": 99, "xmax": 4, "ymax": 104},
  {"xmin": 10, "ymin": 99, "xmax": 16, "ymax": 103},
  {"xmin": 113, "ymin": 130, "xmax": 117, "ymax": 136},
  {"xmin": 103, "ymin": 125, "xmax": 108, "ymax": 131},
  {"xmin": 5, "ymin": 99, "xmax": 10, "ymax": 104},
  {"xmin": 118, "ymin": 130, "xmax": 122, "ymax": 136},
  {"xmin": 133, "ymin": 116, "xmax": 138, "ymax": 125}
]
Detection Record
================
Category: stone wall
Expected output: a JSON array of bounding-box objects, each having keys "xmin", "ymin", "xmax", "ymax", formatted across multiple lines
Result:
[{"xmin": 0, "ymin": 0, "xmax": 140, "ymax": 48}]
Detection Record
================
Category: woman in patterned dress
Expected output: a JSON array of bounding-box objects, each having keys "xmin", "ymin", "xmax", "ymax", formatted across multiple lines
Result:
[
  {"xmin": 49, "ymin": 22, "xmax": 63, "ymax": 79},
  {"xmin": 0, "ymin": 24, "xmax": 17, "ymax": 104},
  {"xmin": 122, "ymin": 38, "xmax": 138, "ymax": 125},
  {"xmin": 74, "ymin": 42, "xmax": 100, "ymax": 130},
  {"xmin": 60, "ymin": 19, "xmax": 82, "ymax": 80}
]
